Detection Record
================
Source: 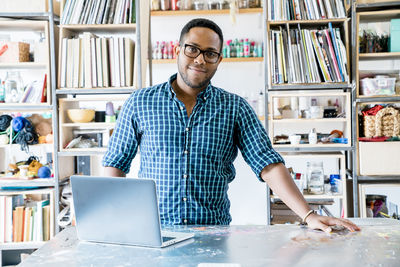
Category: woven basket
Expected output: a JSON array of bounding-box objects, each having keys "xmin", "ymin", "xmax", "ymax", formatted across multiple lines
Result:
[{"xmin": 364, "ymin": 107, "xmax": 400, "ymax": 137}]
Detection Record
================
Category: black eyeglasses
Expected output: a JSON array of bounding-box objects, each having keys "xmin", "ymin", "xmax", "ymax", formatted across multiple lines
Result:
[{"xmin": 183, "ymin": 44, "xmax": 221, "ymax": 64}]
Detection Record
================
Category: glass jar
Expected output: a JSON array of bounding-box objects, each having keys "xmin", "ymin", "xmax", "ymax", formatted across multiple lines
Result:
[
  {"xmin": 151, "ymin": 0, "xmax": 160, "ymax": 10},
  {"xmin": 4, "ymin": 71, "xmax": 24, "ymax": 103},
  {"xmin": 306, "ymin": 161, "xmax": 324, "ymax": 194}
]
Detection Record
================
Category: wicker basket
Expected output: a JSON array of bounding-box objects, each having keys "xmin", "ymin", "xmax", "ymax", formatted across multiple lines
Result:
[{"xmin": 364, "ymin": 107, "xmax": 400, "ymax": 137}]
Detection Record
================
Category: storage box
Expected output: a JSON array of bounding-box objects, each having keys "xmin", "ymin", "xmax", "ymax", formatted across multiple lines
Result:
[
  {"xmin": 360, "ymin": 76, "xmax": 396, "ymax": 96},
  {"xmin": 2, "ymin": 0, "xmax": 60, "ymax": 16},
  {"xmin": 359, "ymin": 141, "xmax": 400, "ymax": 175},
  {"xmin": 0, "ymin": 41, "xmax": 30, "ymax": 63},
  {"xmin": 391, "ymin": 19, "xmax": 400, "ymax": 52}
]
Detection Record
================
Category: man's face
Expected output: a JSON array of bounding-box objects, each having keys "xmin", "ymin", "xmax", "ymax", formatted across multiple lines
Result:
[{"xmin": 176, "ymin": 27, "xmax": 222, "ymax": 90}]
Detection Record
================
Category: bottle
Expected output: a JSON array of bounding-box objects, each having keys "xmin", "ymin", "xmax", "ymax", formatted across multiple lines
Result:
[
  {"xmin": 251, "ymin": 41, "xmax": 257, "ymax": 57},
  {"xmin": 330, "ymin": 174, "xmax": 342, "ymax": 195},
  {"xmin": 244, "ymin": 38, "xmax": 250, "ymax": 57},
  {"xmin": 168, "ymin": 41, "xmax": 173, "ymax": 59},
  {"xmin": 153, "ymin": 41, "xmax": 159, "ymax": 59},
  {"xmin": 222, "ymin": 45, "xmax": 228, "ymax": 58},
  {"xmin": 257, "ymin": 90, "xmax": 265, "ymax": 120},
  {"xmin": 225, "ymin": 40, "xmax": 231, "ymax": 58},
  {"xmin": 308, "ymin": 128, "xmax": 317, "ymax": 145},
  {"xmin": 230, "ymin": 39, "xmax": 237, "ymax": 58},
  {"xmin": 157, "ymin": 41, "xmax": 162, "ymax": 59},
  {"xmin": 257, "ymin": 43, "xmax": 263, "ymax": 57},
  {"xmin": 307, "ymin": 161, "xmax": 324, "ymax": 194},
  {"xmin": 161, "ymin": 41, "xmax": 168, "ymax": 59},
  {"xmin": 4, "ymin": 71, "xmax": 24, "ymax": 103},
  {"xmin": 0, "ymin": 80, "xmax": 5, "ymax": 103}
]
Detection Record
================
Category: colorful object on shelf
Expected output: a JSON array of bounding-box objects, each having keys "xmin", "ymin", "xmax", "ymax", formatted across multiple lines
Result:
[
  {"xmin": 67, "ymin": 109, "xmax": 95, "ymax": 123},
  {"xmin": 363, "ymin": 106, "xmax": 399, "ymax": 137},
  {"xmin": 105, "ymin": 102, "xmax": 115, "ymax": 115},
  {"xmin": 105, "ymin": 102, "xmax": 116, "ymax": 123},
  {"xmin": 11, "ymin": 116, "xmax": 29, "ymax": 132},
  {"xmin": 38, "ymin": 166, "xmax": 51, "ymax": 178},
  {"xmin": 0, "ymin": 115, "xmax": 12, "ymax": 132}
]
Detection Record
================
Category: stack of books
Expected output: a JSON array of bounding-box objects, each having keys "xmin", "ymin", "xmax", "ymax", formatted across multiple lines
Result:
[
  {"xmin": 270, "ymin": 23, "xmax": 348, "ymax": 84},
  {"xmin": 60, "ymin": 33, "xmax": 135, "ymax": 89},
  {"xmin": 0, "ymin": 195, "xmax": 52, "ymax": 243},
  {"xmin": 269, "ymin": 0, "xmax": 346, "ymax": 21},
  {"xmin": 61, "ymin": 0, "xmax": 136, "ymax": 25}
]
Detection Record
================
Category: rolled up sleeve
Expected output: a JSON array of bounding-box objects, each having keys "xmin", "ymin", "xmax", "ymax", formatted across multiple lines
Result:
[
  {"xmin": 102, "ymin": 96, "xmax": 140, "ymax": 174},
  {"xmin": 235, "ymin": 97, "xmax": 284, "ymax": 181}
]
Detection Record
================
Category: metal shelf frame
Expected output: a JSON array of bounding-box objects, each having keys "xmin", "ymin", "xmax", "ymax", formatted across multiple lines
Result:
[
  {"xmin": 264, "ymin": 0, "xmax": 356, "ymax": 224},
  {"xmin": 351, "ymin": 0, "xmax": 400, "ymax": 217},
  {"xmin": 0, "ymin": 2, "xmax": 59, "ymax": 264}
]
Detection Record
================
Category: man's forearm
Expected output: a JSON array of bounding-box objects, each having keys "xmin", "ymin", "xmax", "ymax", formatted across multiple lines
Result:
[
  {"xmin": 261, "ymin": 163, "xmax": 311, "ymax": 220},
  {"xmin": 104, "ymin": 166, "xmax": 126, "ymax": 177}
]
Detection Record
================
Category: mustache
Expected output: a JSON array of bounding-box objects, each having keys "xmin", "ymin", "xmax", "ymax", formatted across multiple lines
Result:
[{"xmin": 188, "ymin": 65, "xmax": 207, "ymax": 72}]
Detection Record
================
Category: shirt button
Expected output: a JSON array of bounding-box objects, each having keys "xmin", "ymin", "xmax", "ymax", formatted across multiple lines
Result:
[
  {"xmin": 185, "ymin": 127, "xmax": 189, "ymax": 132},
  {"xmin": 183, "ymin": 197, "xmax": 187, "ymax": 201},
  {"xmin": 183, "ymin": 219, "xmax": 187, "ymax": 224},
  {"xmin": 184, "ymin": 150, "xmax": 188, "ymax": 154},
  {"xmin": 203, "ymin": 97, "xmax": 207, "ymax": 100},
  {"xmin": 180, "ymin": 106, "xmax": 184, "ymax": 110},
  {"xmin": 183, "ymin": 174, "xmax": 188, "ymax": 178}
]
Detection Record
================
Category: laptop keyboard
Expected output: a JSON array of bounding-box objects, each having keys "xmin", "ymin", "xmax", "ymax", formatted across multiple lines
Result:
[{"xmin": 162, "ymin": 236, "xmax": 175, "ymax": 242}]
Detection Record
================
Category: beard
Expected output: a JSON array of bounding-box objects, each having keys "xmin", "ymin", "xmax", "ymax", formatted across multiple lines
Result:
[{"xmin": 178, "ymin": 62, "xmax": 217, "ymax": 90}]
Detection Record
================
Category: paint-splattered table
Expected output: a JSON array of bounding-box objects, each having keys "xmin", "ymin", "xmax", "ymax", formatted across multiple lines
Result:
[{"xmin": 18, "ymin": 218, "xmax": 400, "ymax": 267}]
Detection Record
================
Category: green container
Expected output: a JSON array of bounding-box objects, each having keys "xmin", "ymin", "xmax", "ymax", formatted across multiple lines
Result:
[{"xmin": 390, "ymin": 19, "xmax": 400, "ymax": 52}]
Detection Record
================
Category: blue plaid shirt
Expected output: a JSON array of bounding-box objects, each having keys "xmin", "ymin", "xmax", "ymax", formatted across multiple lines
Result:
[{"xmin": 103, "ymin": 74, "xmax": 284, "ymax": 225}]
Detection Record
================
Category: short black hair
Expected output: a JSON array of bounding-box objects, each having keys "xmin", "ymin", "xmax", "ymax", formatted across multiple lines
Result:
[{"xmin": 179, "ymin": 18, "xmax": 224, "ymax": 52}]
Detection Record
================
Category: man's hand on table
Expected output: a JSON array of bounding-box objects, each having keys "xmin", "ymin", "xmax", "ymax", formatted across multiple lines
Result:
[{"xmin": 305, "ymin": 213, "xmax": 361, "ymax": 233}]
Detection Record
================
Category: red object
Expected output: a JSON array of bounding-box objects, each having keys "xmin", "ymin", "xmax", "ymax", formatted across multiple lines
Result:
[
  {"xmin": 171, "ymin": 0, "xmax": 179, "ymax": 10},
  {"xmin": 359, "ymin": 136, "xmax": 389, "ymax": 142},
  {"xmin": 40, "ymin": 74, "xmax": 47, "ymax": 103},
  {"xmin": 0, "ymin": 44, "xmax": 8, "ymax": 56},
  {"xmin": 362, "ymin": 104, "xmax": 384, "ymax": 116}
]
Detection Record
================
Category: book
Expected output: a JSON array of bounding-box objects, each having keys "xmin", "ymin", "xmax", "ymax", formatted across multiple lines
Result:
[
  {"xmin": 72, "ymin": 38, "xmax": 80, "ymax": 88},
  {"xmin": 90, "ymin": 38, "xmax": 97, "ymax": 87},
  {"xmin": 79, "ymin": 38, "xmax": 85, "ymax": 88},
  {"xmin": 96, "ymin": 38, "xmax": 103, "ymax": 87},
  {"xmin": 101, "ymin": 38, "xmax": 110, "ymax": 87},
  {"xmin": 35, "ymin": 199, "xmax": 50, "ymax": 242},
  {"xmin": 119, "ymin": 37, "xmax": 126, "ymax": 86},
  {"xmin": 66, "ymin": 39, "xmax": 74, "ymax": 88},
  {"xmin": 114, "ymin": 37, "xmax": 121, "ymax": 86},
  {"xmin": 43, "ymin": 205, "xmax": 50, "ymax": 241},
  {"xmin": 107, "ymin": 0, "xmax": 118, "ymax": 24},
  {"xmin": 108, "ymin": 38, "xmax": 115, "ymax": 86},
  {"xmin": 14, "ymin": 206, "xmax": 25, "ymax": 242},
  {"xmin": 328, "ymin": 23, "xmax": 344, "ymax": 81},
  {"xmin": 60, "ymin": 38, "xmax": 68, "ymax": 88},
  {"xmin": 125, "ymin": 38, "xmax": 134, "ymax": 86}
]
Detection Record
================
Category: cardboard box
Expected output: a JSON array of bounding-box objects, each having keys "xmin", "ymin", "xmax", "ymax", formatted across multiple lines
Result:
[
  {"xmin": 2, "ymin": 0, "xmax": 60, "ymax": 16},
  {"xmin": 0, "ymin": 41, "xmax": 30, "ymax": 63},
  {"xmin": 359, "ymin": 141, "xmax": 400, "ymax": 175}
]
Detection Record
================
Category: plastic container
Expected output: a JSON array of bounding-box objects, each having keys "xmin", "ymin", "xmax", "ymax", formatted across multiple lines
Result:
[
  {"xmin": 360, "ymin": 76, "xmax": 396, "ymax": 96},
  {"xmin": 306, "ymin": 161, "xmax": 324, "ymax": 195}
]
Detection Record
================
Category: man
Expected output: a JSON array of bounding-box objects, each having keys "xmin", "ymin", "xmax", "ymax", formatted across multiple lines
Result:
[{"xmin": 103, "ymin": 18, "xmax": 360, "ymax": 233}]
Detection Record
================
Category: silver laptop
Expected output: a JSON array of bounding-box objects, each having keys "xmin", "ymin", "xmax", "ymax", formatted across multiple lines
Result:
[{"xmin": 70, "ymin": 175, "xmax": 194, "ymax": 248}]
